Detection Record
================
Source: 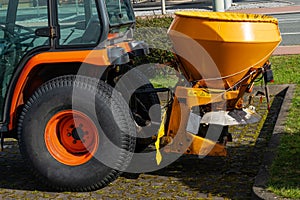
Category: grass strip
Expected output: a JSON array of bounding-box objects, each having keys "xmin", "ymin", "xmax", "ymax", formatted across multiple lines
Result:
[{"xmin": 267, "ymin": 55, "xmax": 300, "ymax": 199}]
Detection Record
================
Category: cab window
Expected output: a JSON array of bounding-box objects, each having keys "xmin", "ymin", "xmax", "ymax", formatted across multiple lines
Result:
[
  {"xmin": 57, "ymin": 0, "xmax": 101, "ymax": 46},
  {"xmin": 105, "ymin": 0, "xmax": 135, "ymax": 26}
]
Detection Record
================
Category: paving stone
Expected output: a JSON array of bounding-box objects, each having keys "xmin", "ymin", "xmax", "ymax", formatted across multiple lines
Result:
[{"xmin": 0, "ymin": 85, "xmax": 288, "ymax": 199}]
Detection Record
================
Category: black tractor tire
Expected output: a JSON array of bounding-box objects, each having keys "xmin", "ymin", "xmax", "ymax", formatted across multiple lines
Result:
[{"xmin": 18, "ymin": 75, "xmax": 135, "ymax": 191}]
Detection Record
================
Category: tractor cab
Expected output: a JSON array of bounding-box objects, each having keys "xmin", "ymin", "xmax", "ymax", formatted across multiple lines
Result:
[{"xmin": 0, "ymin": 0, "xmax": 135, "ymax": 124}]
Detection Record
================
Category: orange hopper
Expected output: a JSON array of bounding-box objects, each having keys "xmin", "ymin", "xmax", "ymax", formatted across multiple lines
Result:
[{"xmin": 168, "ymin": 11, "xmax": 282, "ymax": 88}]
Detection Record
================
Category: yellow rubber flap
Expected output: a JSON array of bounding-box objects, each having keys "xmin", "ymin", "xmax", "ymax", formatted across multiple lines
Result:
[
  {"xmin": 155, "ymin": 111, "xmax": 167, "ymax": 165},
  {"xmin": 174, "ymin": 11, "xmax": 278, "ymax": 25}
]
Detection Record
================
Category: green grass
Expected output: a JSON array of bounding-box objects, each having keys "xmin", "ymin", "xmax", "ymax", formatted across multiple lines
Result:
[
  {"xmin": 267, "ymin": 55, "xmax": 300, "ymax": 199},
  {"xmin": 270, "ymin": 55, "xmax": 300, "ymax": 84},
  {"xmin": 149, "ymin": 67, "xmax": 179, "ymax": 88},
  {"xmin": 150, "ymin": 74, "xmax": 178, "ymax": 88}
]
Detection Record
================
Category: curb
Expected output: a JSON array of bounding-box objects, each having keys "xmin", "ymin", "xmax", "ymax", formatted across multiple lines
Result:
[
  {"xmin": 234, "ymin": 5, "xmax": 300, "ymax": 15},
  {"xmin": 233, "ymin": 5, "xmax": 300, "ymax": 56},
  {"xmin": 133, "ymin": 0, "xmax": 299, "ymax": 14},
  {"xmin": 273, "ymin": 46, "xmax": 300, "ymax": 55},
  {"xmin": 252, "ymin": 84, "xmax": 296, "ymax": 200}
]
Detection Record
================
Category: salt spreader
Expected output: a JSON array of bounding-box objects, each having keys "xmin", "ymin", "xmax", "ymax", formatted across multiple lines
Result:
[{"xmin": 159, "ymin": 11, "xmax": 282, "ymax": 157}]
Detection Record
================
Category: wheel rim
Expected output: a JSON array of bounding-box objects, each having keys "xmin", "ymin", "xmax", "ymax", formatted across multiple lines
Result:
[{"xmin": 45, "ymin": 110, "xmax": 99, "ymax": 166}]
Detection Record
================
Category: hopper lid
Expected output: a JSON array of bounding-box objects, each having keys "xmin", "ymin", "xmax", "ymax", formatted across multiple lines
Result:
[{"xmin": 174, "ymin": 11, "xmax": 278, "ymax": 25}]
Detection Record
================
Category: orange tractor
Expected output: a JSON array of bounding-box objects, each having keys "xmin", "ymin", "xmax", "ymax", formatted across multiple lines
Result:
[{"xmin": 0, "ymin": 0, "xmax": 281, "ymax": 191}]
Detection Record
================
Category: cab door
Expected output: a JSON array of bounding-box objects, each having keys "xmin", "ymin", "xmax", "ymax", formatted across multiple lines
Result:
[{"xmin": 0, "ymin": 0, "xmax": 49, "ymax": 122}]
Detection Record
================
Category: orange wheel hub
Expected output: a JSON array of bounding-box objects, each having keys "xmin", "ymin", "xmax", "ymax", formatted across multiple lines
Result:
[{"xmin": 45, "ymin": 110, "xmax": 99, "ymax": 166}]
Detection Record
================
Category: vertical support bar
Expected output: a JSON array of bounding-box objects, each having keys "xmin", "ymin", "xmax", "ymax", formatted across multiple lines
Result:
[
  {"xmin": 49, "ymin": 0, "xmax": 59, "ymax": 48},
  {"xmin": 5, "ymin": 0, "xmax": 19, "ymax": 34},
  {"xmin": 161, "ymin": 0, "xmax": 166, "ymax": 15},
  {"xmin": 212, "ymin": 0, "xmax": 224, "ymax": 12},
  {"xmin": 37, "ymin": 0, "xmax": 40, "ymax": 17},
  {"xmin": 224, "ymin": 0, "xmax": 232, "ymax": 10},
  {"xmin": 165, "ymin": 96, "xmax": 192, "ymax": 154},
  {"xmin": 76, "ymin": 0, "xmax": 79, "ymax": 15}
]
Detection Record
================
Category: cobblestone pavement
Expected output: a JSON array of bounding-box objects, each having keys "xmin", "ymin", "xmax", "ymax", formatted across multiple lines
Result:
[{"xmin": 0, "ymin": 86, "xmax": 287, "ymax": 199}]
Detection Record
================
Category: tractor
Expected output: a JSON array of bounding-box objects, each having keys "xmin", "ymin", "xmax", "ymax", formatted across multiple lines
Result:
[{"xmin": 0, "ymin": 0, "xmax": 281, "ymax": 191}]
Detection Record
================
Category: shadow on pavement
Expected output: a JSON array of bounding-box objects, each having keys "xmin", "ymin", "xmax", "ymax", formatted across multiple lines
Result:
[
  {"xmin": 0, "ymin": 140, "xmax": 53, "ymax": 192},
  {"xmin": 0, "ymin": 85, "xmax": 289, "ymax": 198}
]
